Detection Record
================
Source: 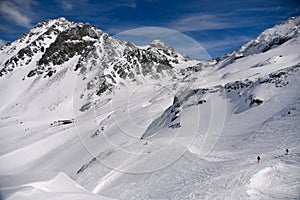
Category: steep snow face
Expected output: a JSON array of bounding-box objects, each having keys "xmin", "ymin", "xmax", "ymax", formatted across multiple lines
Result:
[
  {"xmin": 239, "ymin": 16, "xmax": 300, "ymax": 56},
  {"xmin": 0, "ymin": 17, "xmax": 300, "ymax": 200},
  {"xmin": 216, "ymin": 16, "xmax": 300, "ymax": 68}
]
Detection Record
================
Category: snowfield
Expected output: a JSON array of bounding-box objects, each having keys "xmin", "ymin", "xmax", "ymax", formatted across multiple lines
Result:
[{"xmin": 0, "ymin": 16, "xmax": 300, "ymax": 200}]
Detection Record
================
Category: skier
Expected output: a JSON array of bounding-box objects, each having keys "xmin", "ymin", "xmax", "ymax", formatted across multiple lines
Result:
[
  {"xmin": 257, "ymin": 155, "xmax": 261, "ymax": 163},
  {"xmin": 285, "ymin": 148, "xmax": 289, "ymax": 155}
]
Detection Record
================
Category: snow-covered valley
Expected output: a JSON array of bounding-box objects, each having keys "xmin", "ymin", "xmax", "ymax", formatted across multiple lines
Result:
[{"xmin": 0, "ymin": 16, "xmax": 300, "ymax": 199}]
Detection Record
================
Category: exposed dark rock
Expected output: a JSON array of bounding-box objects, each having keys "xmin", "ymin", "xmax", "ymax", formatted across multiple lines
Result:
[
  {"xmin": 80, "ymin": 102, "xmax": 92, "ymax": 112},
  {"xmin": 250, "ymin": 98, "xmax": 263, "ymax": 106},
  {"xmin": 38, "ymin": 24, "xmax": 101, "ymax": 66}
]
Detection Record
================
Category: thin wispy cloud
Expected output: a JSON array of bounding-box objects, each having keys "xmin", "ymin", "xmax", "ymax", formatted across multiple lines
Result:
[
  {"xmin": 61, "ymin": 0, "xmax": 73, "ymax": 10},
  {"xmin": 236, "ymin": 6, "xmax": 282, "ymax": 13},
  {"xmin": 90, "ymin": 0, "xmax": 136, "ymax": 11},
  {"xmin": 57, "ymin": 0, "xmax": 137, "ymax": 23},
  {"xmin": 201, "ymin": 36, "xmax": 252, "ymax": 56},
  {"xmin": 144, "ymin": 0, "xmax": 160, "ymax": 2},
  {"xmin": 168, "ymin": 9, "xmax": 287, "ymax": 33},
  {"xmin": 123, "ymin": 0, "xmax": 136, "ymax": 8},
  {"xmin": 170, "ymin": 14, "xmax": 232, "ymax": 32},
  {"xmin": 0, "ymin": 0, "xmax": 35, "ymax": 28},
  {"xmin": 286, "ymin": 7, "xmax": 300, "ymax": 17},
  {"xmin": 107, "ymin": 14, "xmax": 233, "ymax": 36}
]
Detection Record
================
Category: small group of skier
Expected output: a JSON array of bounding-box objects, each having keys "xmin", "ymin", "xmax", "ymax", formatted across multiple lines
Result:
[{"xmin": 257, "ymin": 148, "xmax": 289, "ymax": 163}]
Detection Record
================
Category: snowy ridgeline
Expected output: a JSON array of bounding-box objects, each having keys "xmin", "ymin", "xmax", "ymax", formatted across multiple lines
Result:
[{"xmin": 0, "ymin": 16, "xmax": 300, "ymax": 200}]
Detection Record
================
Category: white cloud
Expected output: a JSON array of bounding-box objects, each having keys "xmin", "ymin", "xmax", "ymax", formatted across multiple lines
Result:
[{"xmin": 0, "ymin": 0, "xmax": 34, "ymax": 28}]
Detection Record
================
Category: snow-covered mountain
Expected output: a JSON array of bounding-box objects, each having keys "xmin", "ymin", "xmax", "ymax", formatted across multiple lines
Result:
[{"xmin": 0, "ymin": 16, "xmax": 300, "ymax": 200}]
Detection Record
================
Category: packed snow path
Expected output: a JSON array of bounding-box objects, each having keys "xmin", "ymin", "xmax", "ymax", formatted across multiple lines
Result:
[{"xmin": 80, "ymin": 99, "xmax": 300, "ymax": 200}]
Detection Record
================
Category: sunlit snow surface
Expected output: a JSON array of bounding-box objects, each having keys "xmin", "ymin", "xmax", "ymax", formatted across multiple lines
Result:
[{"xmin": 0, "ymin": 17, "xmax": 300, "ymax": 199}]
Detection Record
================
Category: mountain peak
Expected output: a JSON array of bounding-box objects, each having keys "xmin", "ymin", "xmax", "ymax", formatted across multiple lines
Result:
[
  {"xmin": 149, "ymin": 39, "xmax": 167, "ymax": 48},
  {"xmin": 57, "ymin": 16, "xmax": 68, "ymax": 22},
  {"xmin": 148, "ymin": 39, "xmax": 176, "ymax": 54}
]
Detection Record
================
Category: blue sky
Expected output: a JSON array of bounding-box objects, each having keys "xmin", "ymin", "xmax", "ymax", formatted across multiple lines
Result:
[{"xmin": 0, "ymin": 0, "xmax": 299, "ymax": 59}]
